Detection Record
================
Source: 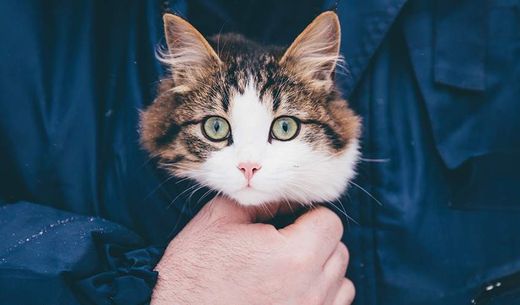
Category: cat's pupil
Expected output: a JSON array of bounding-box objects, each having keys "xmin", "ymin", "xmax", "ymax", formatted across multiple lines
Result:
[
  {"xmin": 282, "ymin": 121, "xmax": 289, "ymax": 133},
  {"xmin": 213, "ymin": 121, "xmax": 220, "ymax": 132}
]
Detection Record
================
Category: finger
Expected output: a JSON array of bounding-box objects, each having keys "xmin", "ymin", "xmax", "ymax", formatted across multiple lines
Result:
[
  {"xmin": 279, "ymin": 206, "xmax": 343, "ymax": 261},
  {"xmin": 198, "ymin": 196, "xmax": 254, "ymax": 224},
  {"xmin": 321, "ymin": 243, "xmax": 350, "ymax": 304},
  {"xmin": 332, "ymin": 279, "xmax": 356, "ymax": 305},
  {"xmin": 323, "ymin": 280, "xmax": 342, "ymax": 305},
  {"xmin": 323, "ymin": 242, "xmax": 349, "ymax": 277}
]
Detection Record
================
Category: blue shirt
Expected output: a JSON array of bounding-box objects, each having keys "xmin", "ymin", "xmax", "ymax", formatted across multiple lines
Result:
[{"xmin": 1, "ymin": 0, "xmax": 519, "ymax": 304}]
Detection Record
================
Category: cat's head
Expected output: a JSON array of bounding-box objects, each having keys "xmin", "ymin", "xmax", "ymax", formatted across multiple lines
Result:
[{"xmin": 140, "ymin": 12, "xmax": 361, "ymax": 207}]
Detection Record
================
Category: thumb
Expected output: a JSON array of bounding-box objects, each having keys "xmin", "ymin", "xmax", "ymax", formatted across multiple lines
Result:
[{"xmin": 199, "ymin": 196, "xmax": 255, "ymax": 224}]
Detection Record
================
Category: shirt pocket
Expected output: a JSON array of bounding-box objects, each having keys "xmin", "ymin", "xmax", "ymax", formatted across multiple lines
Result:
[
  {"xmin": 434, "ymin": 0, "xmax": 520, "ymax": 91},
  {"xmin": 433, "ymin": 0, "xmax": 488, "ymax": 91},
  {"xmin": 425, "ymin": 0, "xmax": 520, "ymax": 169},
  {"xmin": 406, "ymin": 0, "xmax": 520, "ymax": 210}
]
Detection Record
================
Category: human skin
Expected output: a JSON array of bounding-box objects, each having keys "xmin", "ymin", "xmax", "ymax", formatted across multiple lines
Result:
[{"xmin": 151, "ymin": 196, "xmax": 355, "ymax": 305}]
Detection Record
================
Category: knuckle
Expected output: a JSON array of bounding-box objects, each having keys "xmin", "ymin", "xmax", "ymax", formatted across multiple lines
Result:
[
  {"xmin": 291, "ymin": 251, "xmax": 314, "ymax": 268},
  {"xmin": 319, "ymin": 208, "xmax": 344, "ymax": 238}
]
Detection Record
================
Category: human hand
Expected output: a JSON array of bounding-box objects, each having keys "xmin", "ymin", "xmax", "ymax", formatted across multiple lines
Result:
[{"xmin": 151, "ymin": 196, "xmax": 355, "ymax": 305}]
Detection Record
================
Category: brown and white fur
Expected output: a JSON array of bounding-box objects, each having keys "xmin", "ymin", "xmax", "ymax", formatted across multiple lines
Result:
[{"xmin": 139, "ymin": 12, "xmax": 361, "ymax": 207}]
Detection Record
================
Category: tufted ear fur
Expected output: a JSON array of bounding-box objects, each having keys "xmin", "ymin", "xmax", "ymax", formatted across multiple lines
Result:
[
  {"xmin": 280, "ymin": 11, "xmax": 341, "ymax": 88},
  {"xmin": 160, "ymin": 14, "xmax": 221, "ymax": 91}
]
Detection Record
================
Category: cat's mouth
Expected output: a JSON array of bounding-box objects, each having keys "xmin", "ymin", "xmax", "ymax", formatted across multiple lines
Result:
[
  {"xmin": 239, "ymin": 184, "xmax": 260, "ymax": 192},
  {"xmin": 244, "ymin": 182, "xmax": 253, "ymax": 188},
  {"xmin": 241, "ymin": 178, "xmax": 258, "ymax": 190}
]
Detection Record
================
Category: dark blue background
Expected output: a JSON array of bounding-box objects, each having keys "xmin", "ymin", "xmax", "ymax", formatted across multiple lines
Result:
[{"xmin": 1, "ymin": 0, "xmax": 519, "ymax": 304}]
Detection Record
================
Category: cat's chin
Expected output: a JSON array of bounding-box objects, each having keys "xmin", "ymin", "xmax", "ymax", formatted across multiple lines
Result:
[{"xmin": 228, "ymin": 188, "xmax": 286, "ymax": 207}]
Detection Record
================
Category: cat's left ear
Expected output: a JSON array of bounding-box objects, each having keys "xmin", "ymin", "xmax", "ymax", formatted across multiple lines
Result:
[{"xmin": 280, "ymin": 11, "xmax": 341, "ymax": 88}]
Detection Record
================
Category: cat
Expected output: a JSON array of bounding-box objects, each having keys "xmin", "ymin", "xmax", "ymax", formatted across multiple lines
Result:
[{"xmin": 139, "ymin": 11, "xmax": 361, "ymax": 208}]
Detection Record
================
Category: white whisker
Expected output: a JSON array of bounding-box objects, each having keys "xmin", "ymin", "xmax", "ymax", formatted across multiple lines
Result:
[{"xmin": 349, "ymin": 181, "xmax": 383, "ymax": 206}]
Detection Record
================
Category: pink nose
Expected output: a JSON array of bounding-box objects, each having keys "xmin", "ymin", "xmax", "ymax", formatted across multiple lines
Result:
[{"xmin": 238, "ymin": 162, "xmax": 262, "ymax": 181}]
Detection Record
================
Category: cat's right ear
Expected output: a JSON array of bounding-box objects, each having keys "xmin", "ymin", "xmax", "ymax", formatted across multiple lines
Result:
[
  {"xmin": 280, "ymin": 11, "xmax": 341, "ymax": 89},
  {"xmin": 161, "ymin": 14, "xmax": 221, "ymax": 90}
]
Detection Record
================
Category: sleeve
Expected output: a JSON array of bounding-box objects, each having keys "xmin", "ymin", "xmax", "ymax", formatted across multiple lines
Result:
[{"xmin": 0, "ymin": 202, "xmax": 163, "ymax": 305}]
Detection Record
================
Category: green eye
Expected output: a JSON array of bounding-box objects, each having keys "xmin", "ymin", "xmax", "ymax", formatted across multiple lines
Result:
[
  {"xmin": 202, "ymin": 116, "xmax": 230, "ymax": 141},
  {"xmin": 271, "ymin": 116, "xmax": 300, "ymax": 141}
]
